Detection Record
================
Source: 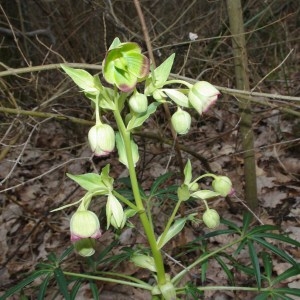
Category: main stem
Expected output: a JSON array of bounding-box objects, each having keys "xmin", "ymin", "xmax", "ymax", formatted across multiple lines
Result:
[{"xmin": 113, "ymin": 108, "xmax": 167, "ymax": 285}]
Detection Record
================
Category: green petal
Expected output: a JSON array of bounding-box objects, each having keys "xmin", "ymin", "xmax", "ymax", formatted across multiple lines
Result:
[
  {"xmin": 120, "ymin": 42, "xmax": 142, "ymax": 54},
  {"xmin": 114, "ymin": 68, "xmax": 137, "ymax": 92},
  {"xmin": 103, "ymin": 49, "xmax": 122, "ymax": 84},
  {"xmin": 125, "ymin": 53, "xmax": 149, "ymax": 78}
]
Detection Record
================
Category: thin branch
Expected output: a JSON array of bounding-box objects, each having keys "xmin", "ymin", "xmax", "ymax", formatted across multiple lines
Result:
[{"xmin": 251, "ymin": 49, "xmax": 294, "ymax": 92}]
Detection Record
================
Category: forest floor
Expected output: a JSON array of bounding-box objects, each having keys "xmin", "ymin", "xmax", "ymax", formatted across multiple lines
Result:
[{"xmin": 0, "ymin": 1, "xmax": 300, "ymax": 299}]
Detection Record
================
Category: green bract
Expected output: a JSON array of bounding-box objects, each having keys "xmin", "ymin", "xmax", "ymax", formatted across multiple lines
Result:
[
  {"xmin": 103, "ymin": 39, "xmax": 150, "ymax": 92},
  {"xmin": 116, "ymin": 132, "xmax": 139, "ymax": 168},
  {"xmin": 61, "ymin": 65, "xmax": 101, "ymax": 95},
  {"xmin": 106, "ymin": 193, "xmax": 126, "ymax": 229},
  {"xmin": 131, "ymin": 254, "xmax": 157, "ymax": 272}
]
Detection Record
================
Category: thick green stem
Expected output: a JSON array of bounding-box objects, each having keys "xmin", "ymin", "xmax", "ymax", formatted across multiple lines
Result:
[{"xmin": 113, "ymin": 107, "xmax": 167, "ymax": 285}]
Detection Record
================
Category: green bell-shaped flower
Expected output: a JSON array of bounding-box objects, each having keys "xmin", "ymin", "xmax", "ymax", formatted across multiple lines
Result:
[
  {"xmin": 212, "ymin": 176, "xmax": 234, "ymax": 197},
  {"xmin": 103, "ymin": 38, "xmax": 150, "ymax": 92},
  {"xmin": 202, "ymin": 208, "xmax": 220, "ymax": 229},
  {"xmin": 188, "ymin": 81, "xmax": 220, "ymax": 114},
  {"xmin": 70, "ymin": 209, "xmax": 101, "ymax": 241},
  {"xmin": 88, "ymin": 123, "xmax": 115, "ymax": 156},
  {"xmin": 171, "ymin": 107, "xmax": 191, "ymax": 135}
]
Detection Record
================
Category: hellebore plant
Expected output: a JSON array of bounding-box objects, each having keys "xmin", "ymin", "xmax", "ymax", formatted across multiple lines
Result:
[
  {"xmin": 53, "ymin": 37, "xmax": 234, "ymax": 298},
  {"xmin": 3, "ymin": 38, "xmax": 300, "ymax": 300}
]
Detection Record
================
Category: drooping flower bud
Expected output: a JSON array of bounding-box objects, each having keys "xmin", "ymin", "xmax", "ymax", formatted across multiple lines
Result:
[
  {"xmin": 212, "ymin": 176, "xmax": 234, "ymax": 197},
  {"xmin": 171, "ymin": 108, "xmax": 191, "ymax": 135},
  {"xmin": 70, "ymin": 209, "xmax": 102, "ymax": 241},
  {"xmin": 129, "ymin": 92, "xmax": 148, "ymax": 114},
  {"xmin": 188, "ymin": 81, "xmax": 220, "ymax": 114},
  {"xmin": 88, "ymin": 123, "xmax": 115, "ymax": 156},
  {"xmin": 202, "ymin": 208, "xmax": 220, "ymax": 229},
  {"xmin": 106, "ymin": 193, "xmax": 126, "ymax": 229}
]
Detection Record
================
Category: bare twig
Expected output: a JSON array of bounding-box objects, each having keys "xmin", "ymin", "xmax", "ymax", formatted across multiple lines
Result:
[
  {"xmin": 132, "ymin": 0, "xmax": 185, "ymax": 176},
  {"xmin": 251, "ymin": 49, "xmax": 294, "ymax": 92}
]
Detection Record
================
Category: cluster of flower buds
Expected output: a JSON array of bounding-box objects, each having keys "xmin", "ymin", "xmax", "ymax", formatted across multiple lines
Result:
[
  {"xmin": 202, "ymin": 175, "xmax": 233, "ymax": 229},
  {"xmin": 60, "ymin": 38, "xmax": 232, "ymax": 259},
  {"xmin": 171, "ymin": 81, "xmax": 220, "ymax": 135}
]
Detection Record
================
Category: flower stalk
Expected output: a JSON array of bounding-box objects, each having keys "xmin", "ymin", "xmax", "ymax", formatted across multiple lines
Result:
[{"xmin": 113, "ymin": 103, "xmax": 167, "ymax": 285}]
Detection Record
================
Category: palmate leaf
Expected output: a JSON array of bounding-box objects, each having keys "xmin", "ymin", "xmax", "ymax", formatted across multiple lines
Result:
[
  {"xmin": 242, "ymin": 212, "xmax": 253, "ymax": 232},
  {"xmin": 271, "ymin": 263, "xmax": 300, "ymax": 285},
  {"xmin": 201, "ymin": 258, "xmax": 209, "ymax": 283},
  {"xmin": 58, "ymin": 245, "xmax": 74, "ymax": 262},
  {"xmin": 221, "ymin": 218, "xmax": 242, "ymax": 232},
  {"xmin": 251, "ymin": 236, "xmax": 298, "ymax": 266},
  {"xmin": 70, "ymin": 279, "xmax": 83, "ymax": 300},
  {"xmin": 184, "ymin": 282, "xmax": 203, "ymax": 299},
  {"xmin": 54, "ymin": 267, "xmax": 70, "ymax": 300},
  {"xmin": 256, "ymin": 289, "xmax": 300, "ymax": 300},
  {"xmin": 254, "ymin": 232, "xmax": 300, "ymax": 247},
  {"xmin": 248, "ymin": 240, "xmax": 261, "ymax": 289},
  {"xmin": 37, "ymin": 273, "xmax": 51, "ymax": 300},
  {"xmin": 150, "ymin": 172, "xmax": 173, "ymax": 196},
  {"xmin": 248, "ymin": 225, "xmax": 280, "ymax": 235},
  {"xmin": 254, "ymin": 293, "xmax": 270, "ymax": 300},
  {"xmin": 89, "ymin": 281, "xmax": 100, "ymax": 300},
  {"xmin": 270, "ymin": 288, "xmax": 300, "ymax": 298},
  {"xmin": 215, "ymin": 255, "xmax": 235, "ymax": 285},
  {"xmin": 261, "ymin": 252, "xmax": 273, "ymax": 281},
  {"xmin": 1, "ymin": 269, "xmax": 51, "ymax": 299}
]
